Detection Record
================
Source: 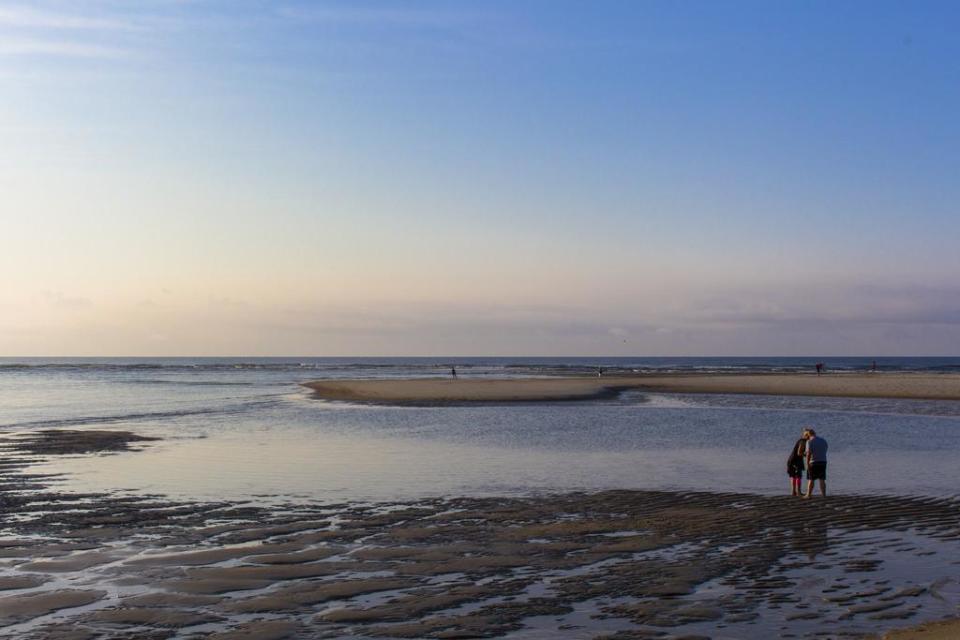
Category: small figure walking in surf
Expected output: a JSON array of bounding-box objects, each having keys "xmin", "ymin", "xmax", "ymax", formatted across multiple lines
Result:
[
  {"xmin": 451, "ymin": 367, "xmax": 457, "ymax": 379},
  {"xmin": 815, "ymin": 362, "xmax": 824, "ymax": 376}
]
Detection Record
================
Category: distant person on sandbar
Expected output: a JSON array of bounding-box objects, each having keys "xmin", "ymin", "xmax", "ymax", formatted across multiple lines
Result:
[
  {"xmin": 815, "ymin": 362, "xmax": 824, "ymax": 376},
  {"xmin": 872, "ymin": 360, "xmax": 877, "ymax": 372},
  {"xmin": 804, "ymin": 428, "xmax": 828, "ymax": 498},
  {"xmin": 597, "ymin": 367, "xmax": 603, "ymax": 377},
  {"xmin": 451, "ymin": 367, "xmax": 457, "ymax": 379},
  {"xmin": 787, "ymin": 432, "xmax": 807, "ymax": 497}
]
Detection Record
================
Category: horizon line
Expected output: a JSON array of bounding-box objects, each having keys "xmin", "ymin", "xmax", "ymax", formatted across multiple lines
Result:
[{"xmin": 2, "ymin": 355, "xmax": 958, "ymax": 359}]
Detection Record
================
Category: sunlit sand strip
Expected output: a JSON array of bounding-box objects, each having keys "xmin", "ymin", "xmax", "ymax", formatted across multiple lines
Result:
[
  {"xmin": 883, "ymin": 618, "xmax": 960, "ymax": 639},
  {"xmin": 304, "ymin": 373, "xmax": 960, "ymax": 403},
  {"xmin": 304, "ymin": 378, "xmax": 619, "ymax": 403}
]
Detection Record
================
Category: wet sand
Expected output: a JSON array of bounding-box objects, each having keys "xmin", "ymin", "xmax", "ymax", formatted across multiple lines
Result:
[
  {"xmin": 2, "ymin": 429, "xmax": 960, "ymax": 639},
  {"xmin": 305, "ymin": 373, "xmax": 960, "ymax": 404}
]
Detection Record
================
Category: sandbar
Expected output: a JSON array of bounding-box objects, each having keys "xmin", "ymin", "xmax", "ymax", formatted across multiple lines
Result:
[{"xmin": 304, "ymin": 373, "xmax": 960, "ymax": 404}]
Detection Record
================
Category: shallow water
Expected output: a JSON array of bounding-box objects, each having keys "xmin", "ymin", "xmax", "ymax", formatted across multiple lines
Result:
[{"xmin": 3, "ymin": 358, "xmax": 960, "ymax": 502}]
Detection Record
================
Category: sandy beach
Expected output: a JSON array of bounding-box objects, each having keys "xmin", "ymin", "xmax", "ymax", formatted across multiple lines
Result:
[
  {"xmin": 305, "ymin": 373, "xmax": 960, "ymax": 404},
  {"xmin": 2, "ymin": 428, "xmax": 960, "ymax": 638},
  {"xmin": 3, "ymin": 364, "xmax": 960, "ymax": 638},
  {"xmin": 883, "ymin": 619, "xmax": 960, "ymax": 639}
]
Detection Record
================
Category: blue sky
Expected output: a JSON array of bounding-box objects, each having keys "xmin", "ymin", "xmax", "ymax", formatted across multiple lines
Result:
[{"xmin": 2, "ymin": 1, "xmax": 959, "ymax": 355}]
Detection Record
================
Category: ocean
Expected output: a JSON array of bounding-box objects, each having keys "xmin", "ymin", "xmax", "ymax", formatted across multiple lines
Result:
[{"xmin": 3, "ymin": 356, "xmax": 960, "ymax": 502}]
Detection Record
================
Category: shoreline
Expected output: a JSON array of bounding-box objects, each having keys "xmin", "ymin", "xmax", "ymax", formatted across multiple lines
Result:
[{"xmin": 304, "ymin": 372, "xmax": 960, "ymax": 404}]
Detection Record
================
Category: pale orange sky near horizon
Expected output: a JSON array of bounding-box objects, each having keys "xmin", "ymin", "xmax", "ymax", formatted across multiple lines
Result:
[{"xmin": 3, "ymin": 2, "xmax": 960, "ymax": 356}]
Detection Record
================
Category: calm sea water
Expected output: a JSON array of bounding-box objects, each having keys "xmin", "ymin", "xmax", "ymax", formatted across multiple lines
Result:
[{"xmin": 3, "ymin": 357, "xmax": 960, "ymax": 502}]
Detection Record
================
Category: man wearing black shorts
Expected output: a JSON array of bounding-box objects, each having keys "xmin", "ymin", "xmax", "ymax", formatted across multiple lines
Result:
[{"xmin": 804, "ymin": 428, "xmax": 828, "ymax": 498}]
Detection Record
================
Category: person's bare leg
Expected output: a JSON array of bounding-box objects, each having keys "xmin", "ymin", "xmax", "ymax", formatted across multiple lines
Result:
[
  {"xmin": 804, "ymin": 479, "xmax": 814, "ymax": 498},
  {"xmin": 819, "ymin": 479, "xmax": 826, "ymax": 497}
]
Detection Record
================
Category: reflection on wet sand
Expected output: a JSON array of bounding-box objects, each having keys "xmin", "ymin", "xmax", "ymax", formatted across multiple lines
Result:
[{"xmin": 793, "ymin": 519, "xmax": 829, "ymax": 560}]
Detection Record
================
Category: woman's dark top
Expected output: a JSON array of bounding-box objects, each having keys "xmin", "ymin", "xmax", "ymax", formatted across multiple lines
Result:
[{"xmin": 787, "ymin": 438, "xmax": 806, "ymax": 477}]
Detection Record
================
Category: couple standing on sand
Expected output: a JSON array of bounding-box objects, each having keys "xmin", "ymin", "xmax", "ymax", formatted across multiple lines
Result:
[{"xmin": 787, "ymin": 428, "xmax": 828, "ymax": 498}]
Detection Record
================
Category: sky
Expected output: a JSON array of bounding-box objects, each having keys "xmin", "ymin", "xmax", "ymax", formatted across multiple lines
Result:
[{"xmin": 2, "ymin": 0, "xmax": 960, "ymax": 356}]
